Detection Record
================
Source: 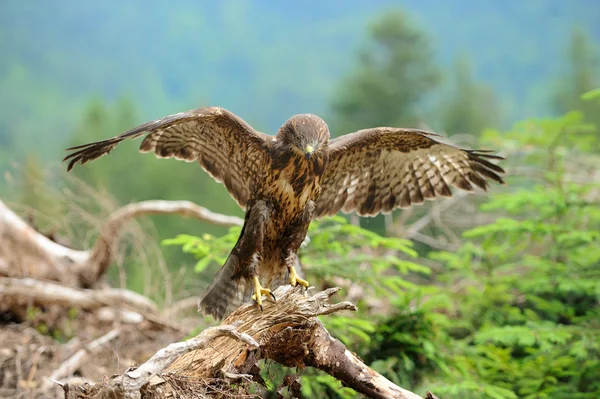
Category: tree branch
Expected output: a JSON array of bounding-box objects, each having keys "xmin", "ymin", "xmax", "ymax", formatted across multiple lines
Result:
[
  {"xmin": 0, "ymin": 198, "xmax": 242, "ymax": 288},
  {"xmin": 68, "ymin": 286, "xmax": 434, "ymax": 399},
  {"xmin": 123, "ymin": 325, "xmax": 258, "ymax": 394},
  {"xmin": 0, "ymin": 277, "xmax": 156, "ymax": 313},
  {"xmin": 0, "ymin": 277, "xmax": 186, "ymax": 330},
  {"xmin": 0, "ymin": 198, "xmax": 88, "ymax": 286},
  {"xmin": 87, "ymin": 200, "xmax": 243, "ymax": 284},
  {"xmin": 402, "ymin": 192, "xmax": 467, "ymax": 239}
]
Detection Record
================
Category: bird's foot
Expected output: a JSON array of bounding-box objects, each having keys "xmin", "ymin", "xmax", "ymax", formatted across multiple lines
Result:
[
  {"xmin": 251, "ymin": 276, "xmax": 276, "ymax": 311},
  {"xmin": 288, "ymin": 266, "xmax": 309, "ymax": 289}
]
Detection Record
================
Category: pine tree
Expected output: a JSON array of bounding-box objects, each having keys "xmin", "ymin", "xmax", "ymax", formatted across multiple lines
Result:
[
  {"xmin": 420, "ymin": 110, "xmax": 600, "ymax": 398},
  {"xmin": 330, "ymin": 10, "xmax": 440, "ymax": 136},
  {"xmin": 553, "ymin": 27, "xmax": 600, "ymax": 131},
  {"xmin": 439, "ymin": 56, "xmax": 500, "ymax": 136}
]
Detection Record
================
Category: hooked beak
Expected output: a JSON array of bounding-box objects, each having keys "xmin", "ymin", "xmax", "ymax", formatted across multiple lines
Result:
[{"xmin": 304, "ymin": 145, "xmax": 314, "ymax": 160}]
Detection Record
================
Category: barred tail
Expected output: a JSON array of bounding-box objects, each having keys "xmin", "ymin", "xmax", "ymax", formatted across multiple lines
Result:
[{"xmin": 198, "ymin": 254, "xmax": 247, "ymax": 320}]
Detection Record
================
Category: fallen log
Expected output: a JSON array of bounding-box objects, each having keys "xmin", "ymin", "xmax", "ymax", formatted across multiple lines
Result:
[
  {"xmin": 0, "ymin": 276, "xmax": 185, "ymax": 330},
  {"xmin": 60, "ymin": 286, "xmax": 435, "ymax": 399}
]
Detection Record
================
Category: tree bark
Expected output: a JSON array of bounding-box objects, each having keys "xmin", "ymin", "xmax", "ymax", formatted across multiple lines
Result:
[{"xmin": 62, "ymin": 286, "xmax": 435, "ymax": 399}]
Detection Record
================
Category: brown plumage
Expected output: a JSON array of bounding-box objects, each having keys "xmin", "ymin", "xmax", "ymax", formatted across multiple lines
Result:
[
  {"xmin": 314, "ymin": 128, "xmax": 504, "ymax": 217},
  {"xmin": 64, "ymin": 106, "xmax": 505, "ymax": 319}
]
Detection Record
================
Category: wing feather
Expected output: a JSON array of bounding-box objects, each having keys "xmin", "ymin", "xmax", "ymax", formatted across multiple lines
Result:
[
  {"xmin": 314, "ymin": 127, "xmax": 505, "ymax": 218},
  {"xmin": 64, "ymin": 106, "xmax": 270, "ymax": 209}
]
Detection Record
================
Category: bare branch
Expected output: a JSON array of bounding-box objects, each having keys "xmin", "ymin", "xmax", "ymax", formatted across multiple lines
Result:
[
  {"xmin": 305, "ymin": 326, "xmax": 424, "ymax": 399},
  {"xmin": 0, "ymin": 277, "xmax": 157, "ymax": 313},
  {"xmin": 0, "ymin": 198, "xmax": 88, "ymax": 286},
  {"xmin": 0, "ymin": 198, "xmax": 242, "ymax": 288},
  {"xmin": 88, "ymin": 200, "xmax": 243, "ymax": 284},
  {"xmin": 164, "ymin": 286, "xmax": 427, "ymax": 399},
  {"xmin": 403, "ymin": 192, "xmax": 467, "ymax": 239},
  {"xmin": 0, "ymin": 276, "xmax": 189, "ymax": 332},
  {"xmin": 410, "ymin": 231, "xmax": 459, "ymax": 251},
  {"xmin": 163, "ymin": 296, "xmax": 200, "ymax": 317},
  {"xmin": 42, "ymin": 328, "xmax": 121, "ymax": 391}
]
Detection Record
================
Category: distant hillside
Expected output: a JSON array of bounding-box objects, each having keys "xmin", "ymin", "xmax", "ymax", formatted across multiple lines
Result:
[{"xmin": 1, "ymin": 0, "xmax": 598, "ymax": 163}]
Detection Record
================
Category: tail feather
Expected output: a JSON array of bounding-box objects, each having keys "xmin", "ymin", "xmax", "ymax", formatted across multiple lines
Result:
[{"xmin": 198, "ymin": 254, "xmax": 248, "ymax": 320}]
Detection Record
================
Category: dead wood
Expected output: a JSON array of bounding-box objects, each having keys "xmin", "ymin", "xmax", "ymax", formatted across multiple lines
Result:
[
  {"xmin": 0, "ymin": 276, "xmax": 187, "ymax": 331},
  {"xmin": 0, "ymin": 322, "xmax": 185, "ymax": 399},
  {"xmin": 62, "ymin": 286, "xmax": 433, "ymax": 399},
  {"xmin": 87, "ymin": 200, "xmax": 243, "ymax": 285},
  {"xmin": 41, "ymin": 328, "xmax": 122, "ymax": 392},
  {"xmin": 0, "ymin": 277, "xmax": 156, "ymax": 313},
  {"xmin": 0, "ymin": 198, "xmax": 242, "ymax": 288}
]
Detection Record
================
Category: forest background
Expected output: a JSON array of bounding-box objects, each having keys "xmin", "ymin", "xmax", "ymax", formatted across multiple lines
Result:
[{"xmin": 1, "ymin": 1, "xmax": 599, "ymax": 398}]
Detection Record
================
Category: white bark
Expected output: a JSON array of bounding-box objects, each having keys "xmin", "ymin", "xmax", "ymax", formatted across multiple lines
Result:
[{"xmin": 0, "ymin": 198, "xmax": 242, "ymax": 287}]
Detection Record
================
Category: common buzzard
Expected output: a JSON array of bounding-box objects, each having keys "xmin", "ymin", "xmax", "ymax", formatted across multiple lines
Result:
[{"xmin": 65, "ymin": 107, "xmax": 504, "ymax": 319}]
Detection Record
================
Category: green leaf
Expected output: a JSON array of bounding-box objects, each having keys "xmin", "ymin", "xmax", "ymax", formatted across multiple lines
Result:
[{"xmin": 581, "ymin": 88, "xmax": 600, "ymax": 101}]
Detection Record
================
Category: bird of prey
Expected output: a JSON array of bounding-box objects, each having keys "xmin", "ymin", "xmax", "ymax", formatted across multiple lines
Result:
[{"xmin": 64, "ymin": 106, "xmax": 504, "ymax": 319}]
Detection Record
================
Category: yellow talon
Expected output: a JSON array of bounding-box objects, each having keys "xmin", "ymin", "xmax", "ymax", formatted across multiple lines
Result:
[
  {"xmin": 288, "ymin": 266, "xmax": 309, "ymax": 288},
  {"xmin": 251, "ymin": 276, "xmax": 276, "ymax": 310}
]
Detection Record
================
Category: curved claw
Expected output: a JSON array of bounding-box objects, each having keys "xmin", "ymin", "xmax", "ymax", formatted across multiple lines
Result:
[{"xmin": 251, "ymin": 276, "xmax": 275, "ymax": 310}]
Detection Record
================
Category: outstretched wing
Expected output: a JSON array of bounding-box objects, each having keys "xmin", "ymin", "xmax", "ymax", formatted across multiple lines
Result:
[
  {"xmin": 314, "ymin": 127, "xmax": 505, "ymax": 218},
  {"xmin": 64, "ymin": 106, "xmax": 271, "ymax": 209}
]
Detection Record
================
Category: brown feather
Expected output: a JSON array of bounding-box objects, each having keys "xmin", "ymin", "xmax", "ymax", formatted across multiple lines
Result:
[
  {"xmin": 314, "ymin": 127, "xmax": 505, "ymax": 218},
  {"xmin": 64, "ymin": 107, "xmax": 271, "ymax": 209},
  {"xmin": 65, "ymin": 111, "xmax": 504, "ymax": 320}
]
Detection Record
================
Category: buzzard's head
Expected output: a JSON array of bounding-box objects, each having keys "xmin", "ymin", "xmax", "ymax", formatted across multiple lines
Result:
[{"xmin": 276, "ymin": 114, "xmax": 330, "ymax": 160}]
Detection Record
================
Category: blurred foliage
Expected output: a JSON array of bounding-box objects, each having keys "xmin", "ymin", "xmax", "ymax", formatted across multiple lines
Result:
[
  {"xmin": 420, "ymin": 109, "xmax": 600, "ymax": 398},
  {"xmin": 168, "ymin": 104, "xmax": 600, "ymax": 398},
  {"xmin": 330, "ymin": 10, "xmax": 440, "ymax": 133},
  {"xmin": 1, "ymin": 0, "xmax": 598, "ymax": 165},
  {"xmin": 3, "ymin": 5, "xmax": 600, "ymax": 398},
  {"xmin": 553, "ymin": 28, "xmax": 600, "ymax": 131},
  {"xmin": 439, "ymin": 56, "xmax": 500, "ymax": 136}
]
